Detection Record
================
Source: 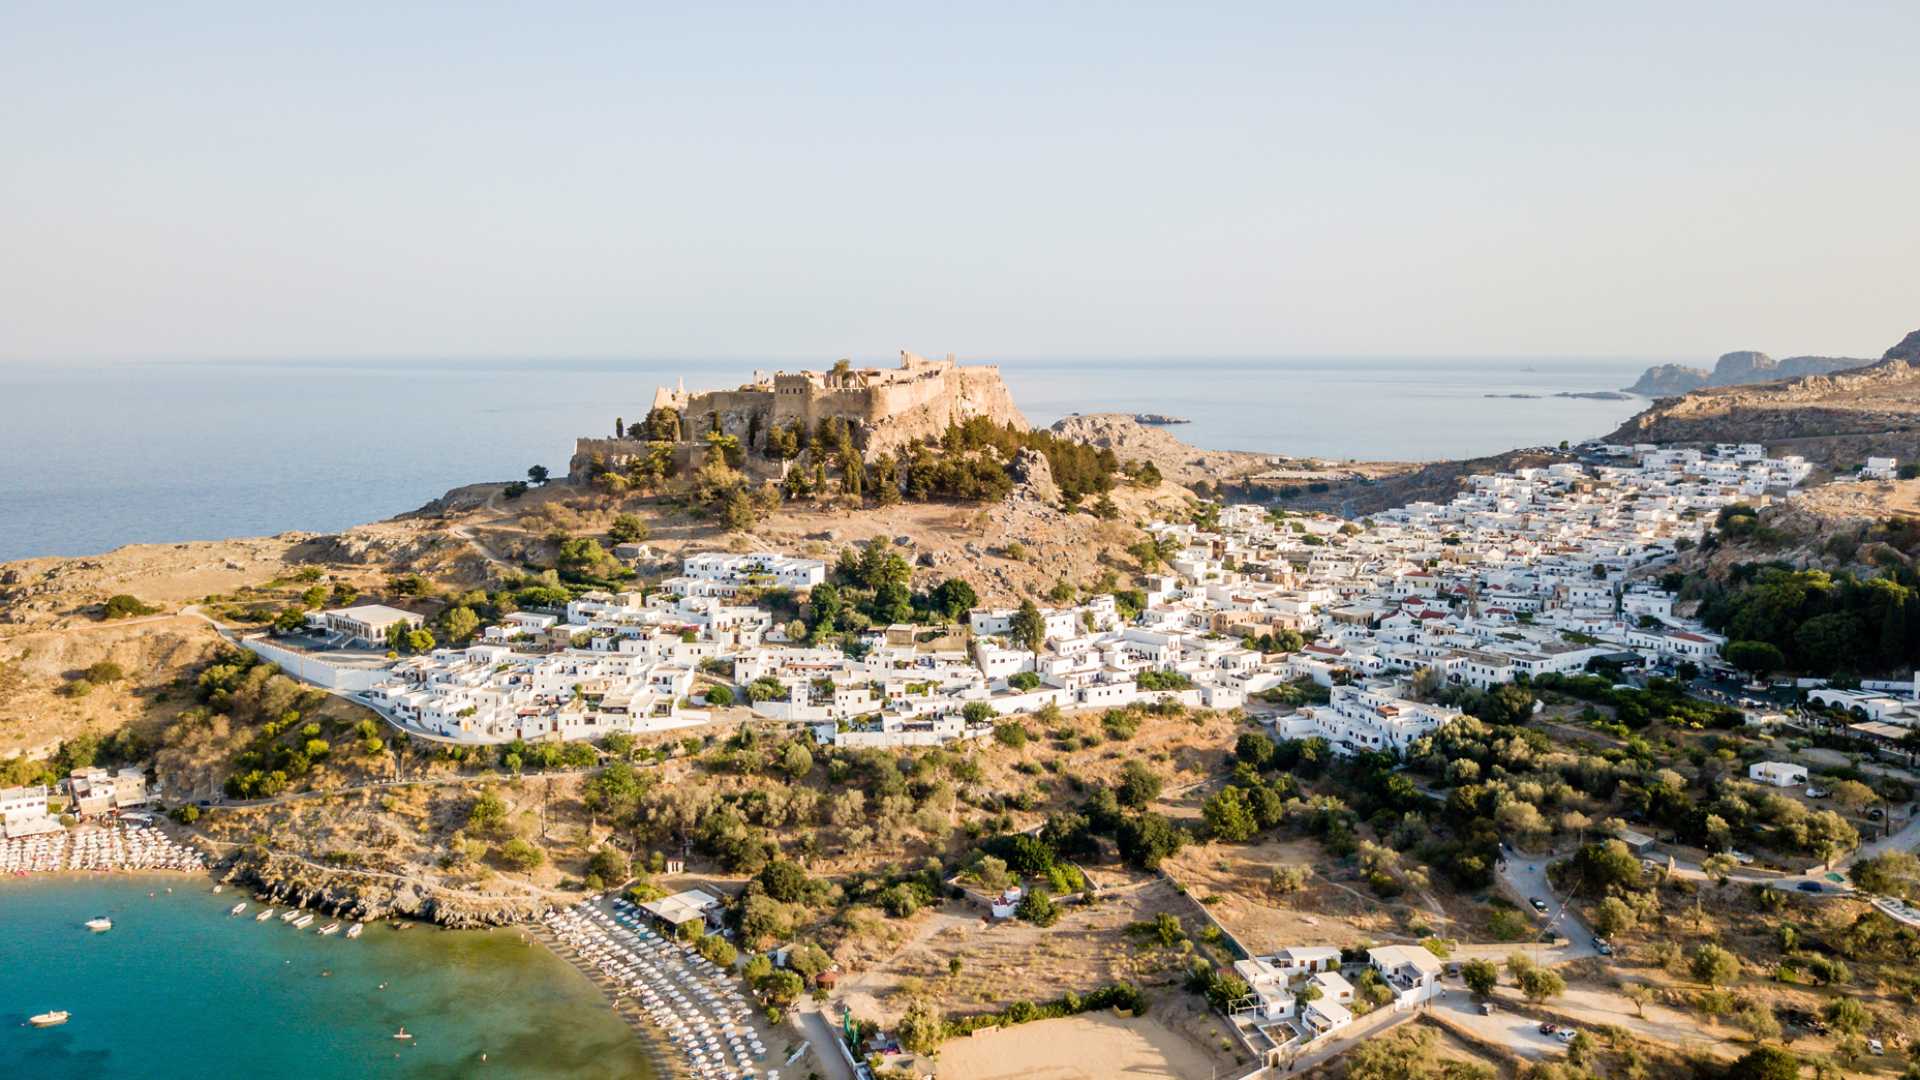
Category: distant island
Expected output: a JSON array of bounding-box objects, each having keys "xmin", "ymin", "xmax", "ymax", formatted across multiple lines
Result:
[
  {"xmin": 1623, "ymin": 349, "xmax": 1870, "ymax": 396},
  {"xmin": 1482, "ymin": 391, "xmax": 1632, "ymax": 401}
]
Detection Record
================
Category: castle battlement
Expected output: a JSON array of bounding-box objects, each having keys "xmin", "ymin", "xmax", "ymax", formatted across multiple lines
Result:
[{"xmin": 578, "ymin": 350, "xmax": 1027, "ymax": 481}]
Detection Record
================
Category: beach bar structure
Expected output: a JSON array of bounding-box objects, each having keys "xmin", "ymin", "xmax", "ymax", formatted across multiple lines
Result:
[{"xmin": 638, "ymin": 888, "xmax": 725, "ymax": 934}]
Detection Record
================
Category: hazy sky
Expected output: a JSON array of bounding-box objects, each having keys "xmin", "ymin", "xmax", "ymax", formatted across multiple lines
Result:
[{"xmin": 4, "ymin": 2, "xmax": 1916, "ymax": 363}]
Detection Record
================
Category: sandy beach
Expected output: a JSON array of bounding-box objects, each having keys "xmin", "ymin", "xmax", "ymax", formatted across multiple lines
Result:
[{"xmin": 936, "ymin": 1011, "xmax": 1221, "ymax": 1080}]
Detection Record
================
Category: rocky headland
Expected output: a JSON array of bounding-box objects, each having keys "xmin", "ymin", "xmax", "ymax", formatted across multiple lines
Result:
[
  {"xmin": 1623, "ymin": 349, "xmax": 1872, "ymax": 397},
  {"xmin": 1609, "ymin": 329, "xmax": 1920, "ymax": 466}
]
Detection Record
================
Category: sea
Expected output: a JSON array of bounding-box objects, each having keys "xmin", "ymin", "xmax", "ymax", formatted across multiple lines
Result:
[
  {"xmin": 0, "ymin": 355, "xmax": 1657, "ymax": 563},
  {"xmin": 0, "ymin": 876, "xmax": 659, "ymax": 1080}
]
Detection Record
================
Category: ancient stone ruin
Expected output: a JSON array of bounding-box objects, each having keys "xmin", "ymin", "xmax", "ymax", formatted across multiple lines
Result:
[{"xmin": 569, "ymin": 350, "xmax": 1027, "ymax": 481}]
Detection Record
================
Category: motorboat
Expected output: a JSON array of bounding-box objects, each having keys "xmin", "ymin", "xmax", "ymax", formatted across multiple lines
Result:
[
  {"xmin": 345, "ymin": 922, "xmax": 364, "ymax": 939},
  {"xmin": 29, "ymin": 1011, "xmax": 70, "ymax": 1027},
  {"xmin": 318, "ymin": 922, "xmax": 341, "ymax": 936},
  {"xmin": 84, "ymin": 917, "xmax": 112, "ymax": 932},
  {"xmin": 280, "ymin": 909, "xmax": 300, "ymax": 922},
  {"xmin": 291, "ymin": 914, "xmax": 315, "ymax": 929},
  {"xmin": 230, "ymin": 902, "xmax": 247, "ymax": 916},
  {"xmin": 256, "ymin": 908, "xmax": 276, "ymax": 922},
  {"xmin": 393, "ymin": 1027, "xmax": 413, "ymax": 1041}
]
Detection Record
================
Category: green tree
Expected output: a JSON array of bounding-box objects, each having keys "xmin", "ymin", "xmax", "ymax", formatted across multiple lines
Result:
[
  {"xmin": 607, "ymin": 514, "xmax": 649, "ymax": 544},
  {"xmin": 1117, "ymin": 760, "xmax": 1163, "ymax": 808},
  {"xmin": 1010, "ymin": 599, "xmax": 1047, "ymax": 655},
  {"xmin": 1518, "ymin": 966, "xmax": 1565, "ymax": 1003},
  {"xmin": 705, "ymin": 684, "xmax": 735, "ymax": 707},
  {"xmin": 1462, "ymin": 958, "xmax": 1498, "ymax": 997},
  {"xmin": 527, "ymin": 464, "xmax": 550, "ymax": 485},
  {"xmin": 1202, "ymin": 786, "xmax": 1260, "ymax": 842},
  {"xmin": 1116, "ymin": 812, "xmax": 1184, "ymax": 869},
  {"xmin": 931, "ymin": 578, "xmax": 979, "ymax": 621},
  {"xmin": 1691, "ymin": 942, "xmax": 1740, "ymax": 987},
  {"xmin": 498, "ymin": 837, "xmax": 543, "ymax": 871},
  {"xmin": 443, "ymin": 606, "xmax": 480, "ymax": 643},
  {"xmin": 1724, "ymin": 640, "xmax": 1787, "ymax": 680},
  {"xmin": 1728, "ymin": 1046, "xmax": 1800, "ymax": 1080},
  {"xmin": 1017, "ymin": 886, "xmax": 1061, "ymax": 927}
]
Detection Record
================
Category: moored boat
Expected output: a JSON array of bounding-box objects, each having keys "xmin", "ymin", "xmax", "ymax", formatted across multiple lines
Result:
[
  {"xmin": 256, "ymin": 908, "xmax": 276, "ymax": 922},
  {"xmin": 318, "ymin": 922, "xmax": 340, "ymax": 936},
  {"xmin": 84, "ymin": 917, "xmax": 112, "ymax": 932},
  {"xmin": 291, "ymin": 914, "xmax": 315, "ymax": 929},
  {"xmin": 345, "ymin": 922, "xmax": 364, "ymax": 939},
  {"xmin": 29, "ymin": 1011, "xmax": 70, "ymax": 1027},
  {"xmin": 230, "ymin": 902, "xmax": 247, "ymax": 916},
  {"xmin": 280, "ymin": 909, "xmax": 300, "ymax": 922}
]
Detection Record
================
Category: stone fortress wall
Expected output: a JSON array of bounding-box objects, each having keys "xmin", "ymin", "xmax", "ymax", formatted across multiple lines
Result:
[{"xmin": 570, "ymin": 351, "xmax": 1027, "ymax": 480}]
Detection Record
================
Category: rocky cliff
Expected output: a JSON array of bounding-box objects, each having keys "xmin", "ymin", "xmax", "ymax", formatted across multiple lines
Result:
[
  {"xmin": 1623, "ymin": 350, "xmax": 1872, "ymax": 396},
  {"xmin": 1608, "ymin": 328, "xmax": 1920, "ymax": 466}
]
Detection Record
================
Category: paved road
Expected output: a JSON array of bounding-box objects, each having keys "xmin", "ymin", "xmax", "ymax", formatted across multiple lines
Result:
[
  {"xmin": 796, "ymin": 1007, "xmax": 856, "ymax": 1080},
  {"xmin": 1490, "ymin": 854, "xmax": 1598, "ymax": 963},
  {"xmin": 1431, "ymin": 992, "xmax": 1563, "ymax": 1059}
]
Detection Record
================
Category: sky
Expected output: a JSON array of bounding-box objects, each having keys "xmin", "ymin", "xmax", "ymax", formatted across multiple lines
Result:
[{"xmin": 3, "ymin": 1, "xmax": 1917, "ymax": 364}]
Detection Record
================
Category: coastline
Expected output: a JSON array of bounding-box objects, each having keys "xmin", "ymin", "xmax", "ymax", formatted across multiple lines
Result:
[{"xmin": 532, "ymin": 921, "xmax": 690, "ymax": 1080}]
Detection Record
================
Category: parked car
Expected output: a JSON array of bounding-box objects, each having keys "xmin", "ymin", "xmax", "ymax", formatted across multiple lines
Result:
[
  {"xmin": 1538, "ymin": 1022, "xmax": 1560, "ymax": 1035},
  {"xmin": 1797, "ymin": 881, "xmax": 1823, "ymax": 893},
  {"xmin": 1480, "ymin": 1002, "xmax": 1496, "ymax": 1016},
  {"xmin": 1593, "ymin": 939, "xmax": 1614, "ymax": 956},
  {"xmin": 1557, "ymin": 1029, "xmax": 1578, "ymax": 1043},
  {"xmin": 1807, "ymin": 786, "xmax": 1831, "ymax": 799},
  {"xmin": 1869, "ymin": 1038, "xmax": 1885, "ymax": 1055},
  {"xmin": 1728, "ymin": 850, "xmax": 1755, "ymax": 865},
  {"xmin": 1530, "ymin": 897, "xmax": 1550, "ymax": 913}
]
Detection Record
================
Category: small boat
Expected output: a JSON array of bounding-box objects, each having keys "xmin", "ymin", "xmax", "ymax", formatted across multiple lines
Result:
[
  {"xmin": 280, "ymin": 909, "xmax": 300, "ymax": 922},
  {"xmin": 256, "ymin": 909, "xmax": 276, "ymax": 922},
  {"xmin": 345, "ymin": 923, "xmax": 364, "ymax": 940},
  {"xmin": 230, "ymin": 902, "xmax": 247, "ymax": 916},
  {"xmin": 213, "ymin": 885, "xmax": 224, "ymax": 894},
  {"xmin": 29, "ymin": 1011, "xmax": 70, "ymax": 1027},
  {"xmin": 291, "ymin": 914, "xmax": 315, "ymax": 929},
  {"xmin": 318, "ymin": 923, "xmax": 341, "ymax": 936},
  {"xmin": 84, "ymin": 917, "xmax": 112, "ymax": 932},
  {"xmin": 393, "ymin": 1027, "xmax": 413, "ymax": 1041}
]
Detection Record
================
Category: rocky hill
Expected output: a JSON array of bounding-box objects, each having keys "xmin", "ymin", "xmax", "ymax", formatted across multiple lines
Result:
[
  {"xmin": 1608, "ymin": 329, "xmax": 1920, "ymax": 466},
  {"xmin": 1623, "ymin": 349, "xmax": 1872, "ymax": 396},
  {"xmin": 1046, "ymin": 413, "xmax": 1272, "ymax": 484}
]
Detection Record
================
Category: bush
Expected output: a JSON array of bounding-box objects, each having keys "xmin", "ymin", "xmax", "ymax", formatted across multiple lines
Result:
[
  {"xmin": 1017, "ymin": 887, "xmax": 1061, "ymax": 927},
  {"xmin": 498, "ymin": 837, "xmax": 543, "ymax": 871},
  {"xmin": 102, "ymin": 594, "xmax": 158, "ymax": 619},
  {"xmin": 704, "ymin": 684, "xmax": 735, "ymax": 707}
]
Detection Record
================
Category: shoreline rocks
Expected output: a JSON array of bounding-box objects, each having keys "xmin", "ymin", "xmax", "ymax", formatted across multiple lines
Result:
[{"xmin": 224, "ymin": 851, "xmax": 551, "ymax": 928}]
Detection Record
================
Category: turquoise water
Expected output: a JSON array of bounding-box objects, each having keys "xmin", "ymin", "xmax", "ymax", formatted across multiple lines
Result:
[{"xmin": 0, "ymin": 876, "xmax": 659, "ymax": 1080}]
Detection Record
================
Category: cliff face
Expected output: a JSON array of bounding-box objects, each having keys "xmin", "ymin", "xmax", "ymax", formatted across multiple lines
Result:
[
  {"xmin": 1607, "ymin": 328, "xmax": 1920, "ymax": 465},
  {"xmin": 1623, "ymin": 350, "xmax": 1872, "ymax": 396}
]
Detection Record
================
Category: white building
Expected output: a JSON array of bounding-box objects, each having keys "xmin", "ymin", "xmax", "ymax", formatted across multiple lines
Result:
[
  {"xmin": 307, "ymin": 604, "xmax": 424, "ymax": 646},
  {"xmin": 1748, "ymin": 761, "xmax": 1809, "ymax": 788}
]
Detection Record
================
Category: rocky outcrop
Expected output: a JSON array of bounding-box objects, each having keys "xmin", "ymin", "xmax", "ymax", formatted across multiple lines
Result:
[
  {"xmin": 1625, "ymin": 363, "xmax": 1713, "ymax": 397},
  {"xmin": 1046, "ymin": 413, "xmax": 1269, "ymax": 485},
  {"xmin": 227, "ymin": 851, "xmax": 551, "ymax": 928},
  {"xmin": 1606, "ymin": 328, "xmax": 1920, "ymax": 466},
  {"xmin": 1007, "ymin": 447, "xmax": 1060, "ymax": 504},
  {"xmin": 1623, "ymin": 350, "xmax": 1872, "ymax": 396}
]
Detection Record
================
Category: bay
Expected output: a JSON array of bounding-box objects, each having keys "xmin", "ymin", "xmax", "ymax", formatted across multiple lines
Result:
[
  {"xmin": 0, "ymin": 876, "xmax": 658, "ymax": 1080},
  {"xmin": 0, "ymin": 355, "xmax": 1655, "ymax": 561}
]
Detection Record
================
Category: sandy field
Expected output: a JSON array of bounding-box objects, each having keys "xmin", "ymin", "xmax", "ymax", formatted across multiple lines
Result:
[{"xmin": 936, "ymin": 1011, "xmax": 1219, "ymax": 1080}]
